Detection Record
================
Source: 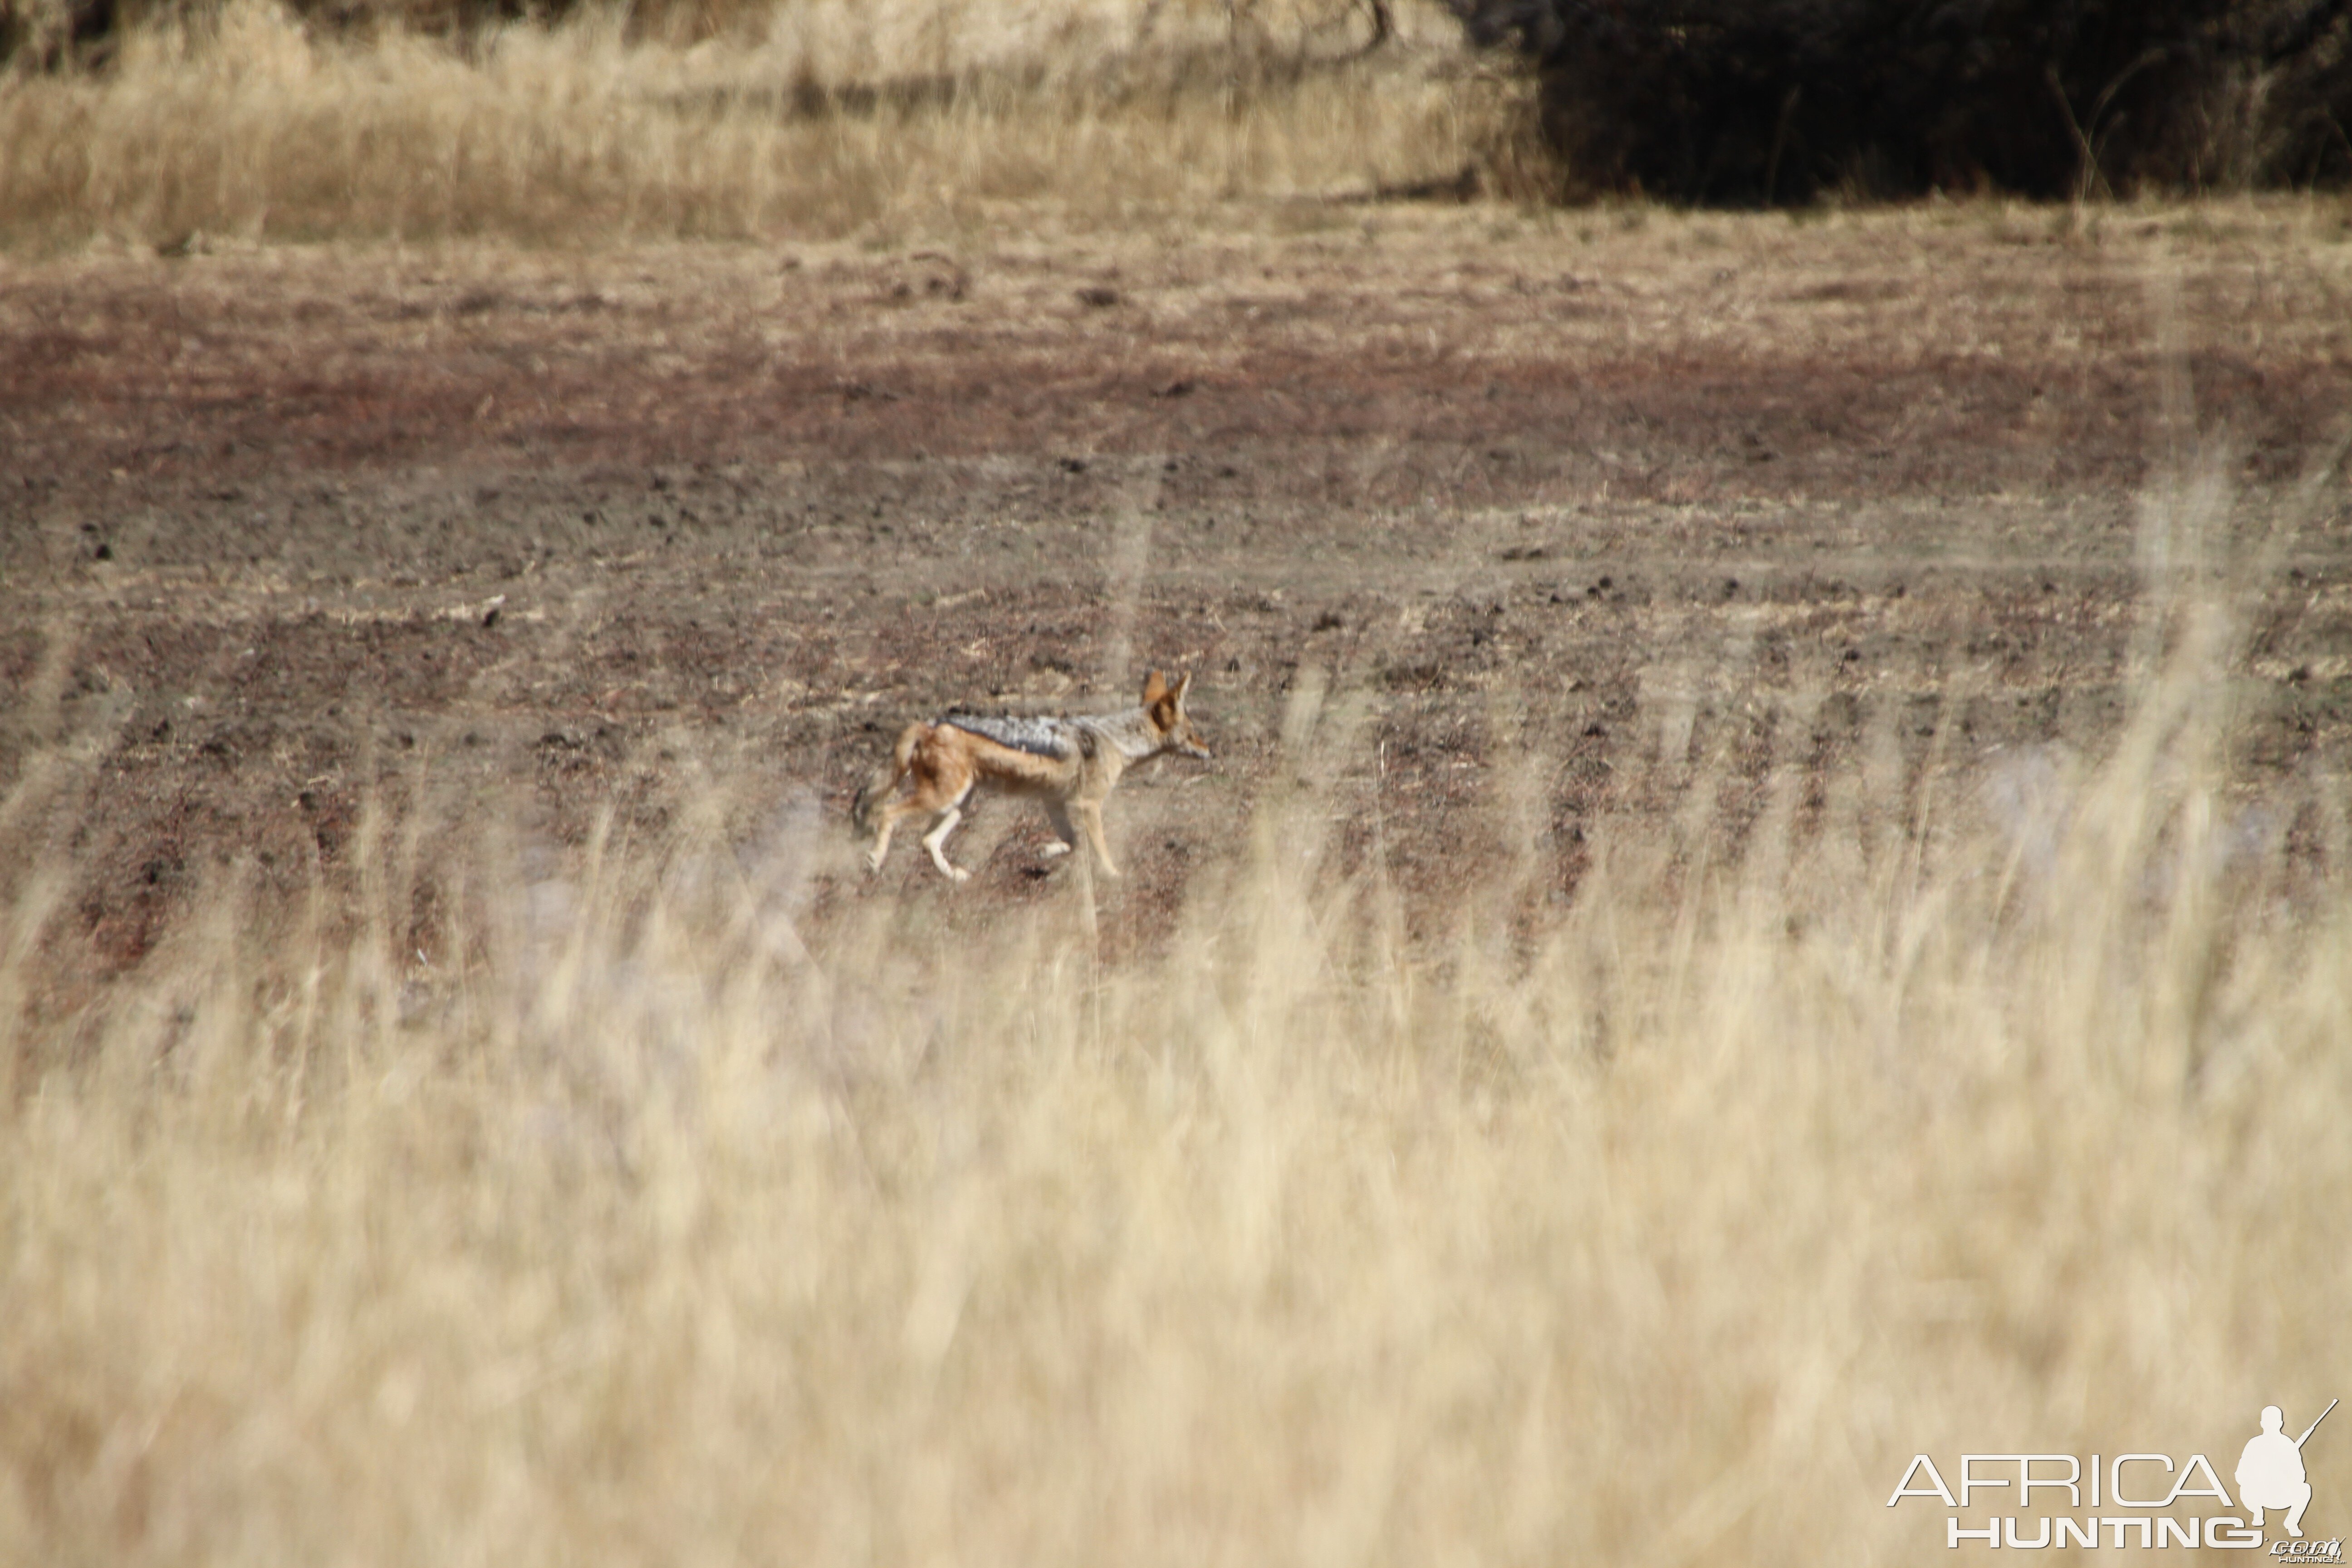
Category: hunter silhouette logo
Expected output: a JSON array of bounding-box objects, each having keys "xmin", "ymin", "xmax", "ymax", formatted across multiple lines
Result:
[{"xmin": 2242, "ymin": 1400, "xmax": 2335, "ymax": 1540}]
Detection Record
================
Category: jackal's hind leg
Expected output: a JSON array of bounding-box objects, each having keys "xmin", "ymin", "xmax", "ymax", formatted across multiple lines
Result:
[
  {"xmin": 864, "ymin": 800, "xmax": 912, "ymax": 873},
  {"xmin": 921, "ymin": 806, "xmax": 970, "ymax": 882}
]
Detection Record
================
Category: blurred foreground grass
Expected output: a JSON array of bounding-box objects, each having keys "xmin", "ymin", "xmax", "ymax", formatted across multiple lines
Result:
[{"xmin": 3, "ymin": 466, "xmax": 2348, "ymax": 1563}]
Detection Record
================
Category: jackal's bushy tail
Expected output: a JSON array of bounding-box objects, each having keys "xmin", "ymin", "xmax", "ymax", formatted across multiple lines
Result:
[{"xmin": 850, "ymin": 721, "xmax": 926, "ymax": 833}]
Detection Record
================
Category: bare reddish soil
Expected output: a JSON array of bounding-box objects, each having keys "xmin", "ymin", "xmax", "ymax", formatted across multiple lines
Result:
[{"xmin": 4, "ymin": 203, "xmax": 2351, "ymax": 990}]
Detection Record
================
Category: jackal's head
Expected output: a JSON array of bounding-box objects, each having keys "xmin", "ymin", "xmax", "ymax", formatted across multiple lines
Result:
[{"xmin": 1141, "ymin": 670, "xmax": 1212, "ymax": 760}]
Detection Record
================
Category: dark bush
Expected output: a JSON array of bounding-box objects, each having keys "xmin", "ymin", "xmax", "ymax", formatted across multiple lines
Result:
[{"xmin": 1448, "ymin": 0, "xmax": 2352, "ymax": 201}]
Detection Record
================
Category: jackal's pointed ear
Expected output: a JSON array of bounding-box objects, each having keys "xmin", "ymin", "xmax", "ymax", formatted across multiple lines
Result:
[
  {"xmin": 1171, "ymin": 670, "xmax": 1191, "ymax": 702},
  {"xmin": 1140, "ymin": 669, "xmax": 1169, "ymax": 705}
]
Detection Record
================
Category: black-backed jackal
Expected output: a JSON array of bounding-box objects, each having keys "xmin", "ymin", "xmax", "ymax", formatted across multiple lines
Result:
[{"xmin": 853, "ymin": 670, "xmax": 1212, "ymax": 881}]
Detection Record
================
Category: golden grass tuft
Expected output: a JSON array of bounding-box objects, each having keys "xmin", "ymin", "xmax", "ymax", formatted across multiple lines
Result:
[
  {"xmin": 0, "ymin": 0, "xmax": 1528, "ymax": 249},
  {"xmin": 3, "ymin": 455, "xmax": 2348, "ymax": 1563}
]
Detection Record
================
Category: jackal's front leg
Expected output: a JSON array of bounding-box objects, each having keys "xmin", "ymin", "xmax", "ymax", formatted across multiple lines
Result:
[
  {"xmin": 1039, "ymin": 799, "xmax": 1078, "ymax": 862},
  {"xmin": 1078, "ymin": 801, "xmax": 1119, "ymax": 878}
]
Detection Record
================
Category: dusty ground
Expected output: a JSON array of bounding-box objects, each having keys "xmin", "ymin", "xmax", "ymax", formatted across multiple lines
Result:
[{"xmin": 4, "ymin": 199, "xmax": 2351, "ymax": 990}]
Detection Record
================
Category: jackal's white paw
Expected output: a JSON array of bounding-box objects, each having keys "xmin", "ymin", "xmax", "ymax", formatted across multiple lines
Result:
[
  {"xmin": 863, "ymin": 851, "xmax": 885, "ymax": 874},
  {"xmin": 947, "ymin": 865, "xmax": 971, "ymax": 883},
  {"xmin": 1039, "ymin": 841, "xmax": 1072, "ymax": 859}
]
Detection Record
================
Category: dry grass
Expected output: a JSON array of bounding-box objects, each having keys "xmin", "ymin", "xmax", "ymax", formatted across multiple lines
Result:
[
  {"xmin": 2, "ymin": 8, "xmax": 2347, "ymax": 1552},
  {"xmin": 0, "ymin": 0, "xmax": 1527, "ymax": 249},
  {"xmin": 3, "ymin": 449, "xmax": 2349, "ymax": 1564}
]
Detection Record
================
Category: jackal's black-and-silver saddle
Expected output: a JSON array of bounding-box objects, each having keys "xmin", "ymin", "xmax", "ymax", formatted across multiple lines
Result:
[{"xmin": 942, "ymin": 712, "xmax": 1085, "ymax": 760}]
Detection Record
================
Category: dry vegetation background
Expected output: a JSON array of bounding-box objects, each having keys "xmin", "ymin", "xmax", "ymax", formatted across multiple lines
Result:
[
  {"xmin": 0, "ymin": 0, "xmax": 1520, "ymax": 248},
  {"xmin": 4, "ymin": 1, "xmax": 2352, "ymax": 1564}
]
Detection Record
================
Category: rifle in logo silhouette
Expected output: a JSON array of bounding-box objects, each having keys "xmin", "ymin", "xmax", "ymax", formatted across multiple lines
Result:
[{"xmin": 2299, "ymin": 1401, "xmax": 2338, "ymax": 1450}]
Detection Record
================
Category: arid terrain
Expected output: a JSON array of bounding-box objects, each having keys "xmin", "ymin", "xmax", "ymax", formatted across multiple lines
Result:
[
  {"xmin": 10, "ymin": 0, "xmax": 2352, "ymax": 1555},
  {"xmin": 7, "ymin": 199, "xmax": 2349, "ymax": 988},
  {"xmin": 10, "ymin": 153, "xmax": 2352, "ymax": 1563}
]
